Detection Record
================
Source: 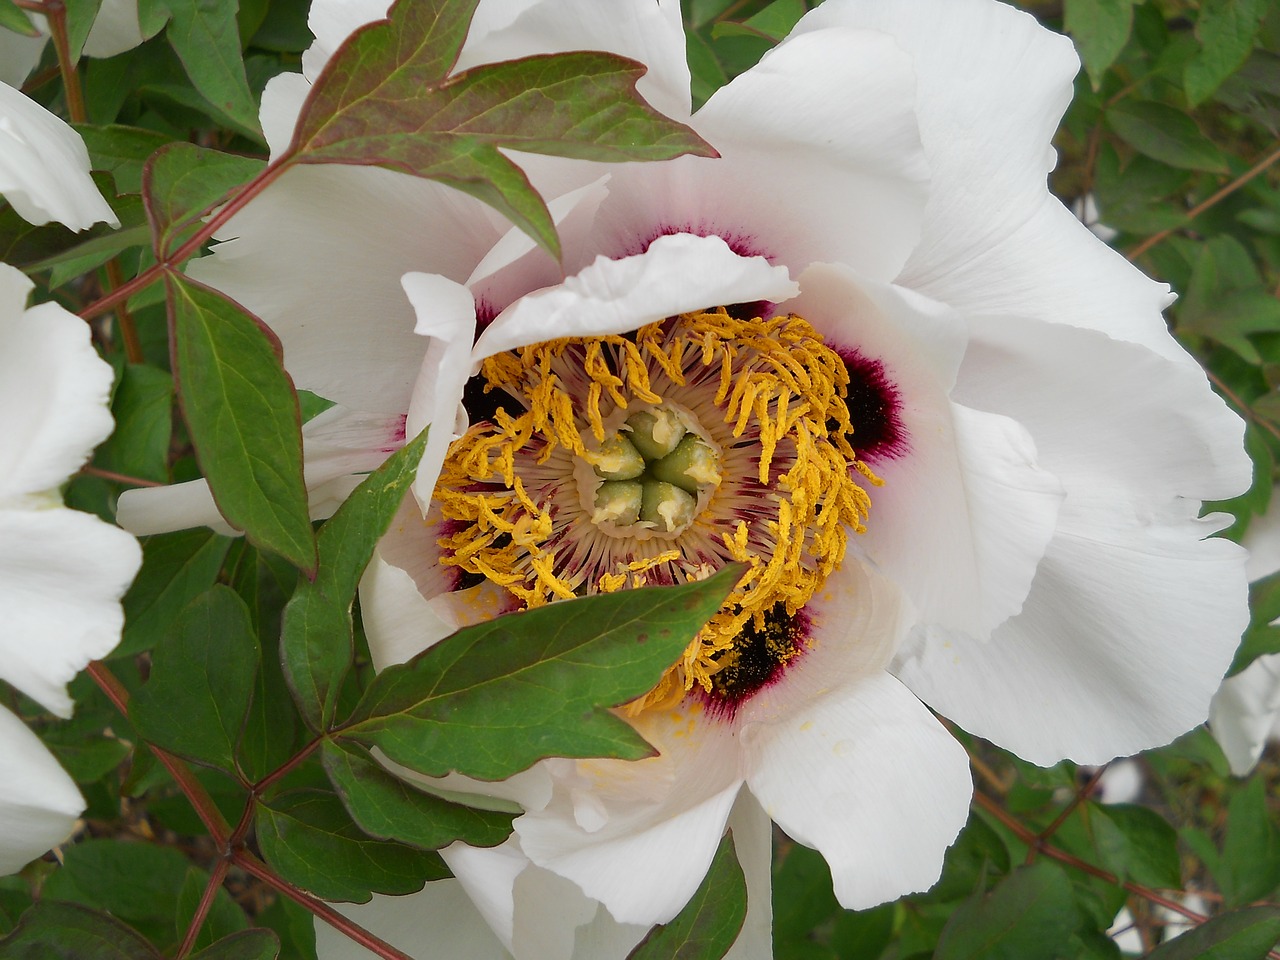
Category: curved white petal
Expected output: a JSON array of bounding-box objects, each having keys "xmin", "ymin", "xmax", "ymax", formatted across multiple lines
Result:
[
  {"xmin": 302, "ymin": 0, "xmax": 392, "ymax": 82},
  {"xmin": 0, "ymin": 20, "xmax": 46, "ymax": 89},
  {"xmin": 514, "ymin": 707, "xmax": 743, "ymax": 926},
  {"xmin": 81, "ymin": 0, "xmax": 145, "ymax": 58},
  {"xmin": 1210, "ymin": 654, "xmax": 1280, "ymax": 776},
  {"xmin": 744, "ymin": 670, "xmax": 971, "ymax": 910},
  {"xmin": 788, "ymin": 264, "xmax": 1063, "ymax": 637},
  {"xmin": 0, "ymin": 267, "xmax": 116, "ymax": 501},
  {"xmin": 0, "ymin": 705, "xmax": 83, "ymax": 876},
  {"xmin": 474, "ymin": 234, "xmax": 796, "ymax": 364},
  {"xmin": 458, "ymin": 0, "xmax": 690, "ymax": 122},
  {"xmin": 188, "ymin": 164, "xmax": 504, "ymax": 415},
  {"xmin": 0, "ymin": 82, "xmax": 117, "ymax": 231},
  {"xmin": 0, "ymin": 507, "xmax": 140, "ymax": 716},
  {"xmin": 259, "ymin": 71, "xmax": 311, "ymax": 160},
  {"xmin": 116, "ymin": 406, "xmax": 404, "ymax": 535},
  {"xmin": 897, "ymin": 318, "xmax": 1250, "ymax": 763}
]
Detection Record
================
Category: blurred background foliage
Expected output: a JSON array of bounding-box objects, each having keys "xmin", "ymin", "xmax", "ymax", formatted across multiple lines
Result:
[{"xmin": 2, "ymin": 0, "xmax": 1280, "ymax": 957}]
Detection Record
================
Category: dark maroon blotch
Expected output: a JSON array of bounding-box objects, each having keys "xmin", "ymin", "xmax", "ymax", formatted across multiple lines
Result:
[
  {"xmin": 696, "ymin": 605, "xmax": 810, "ymax": 721},
  {"xmin": 838, "ymin": 349, "xmax": 907, "ymax": 462}
]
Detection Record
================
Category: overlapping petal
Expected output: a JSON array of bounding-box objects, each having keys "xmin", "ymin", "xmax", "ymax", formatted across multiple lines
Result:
[{"xmin": 0, "ymin": 706, "xmax": 83, "ymax": 875}]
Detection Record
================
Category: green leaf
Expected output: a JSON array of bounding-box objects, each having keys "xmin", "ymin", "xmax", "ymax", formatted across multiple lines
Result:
[
  {"xmin": 321, "ymin": 740, "xmax": 514, "ymax": 851},
  {"xmin": 1065, "ymin": 0, "xmax": 1136, "ymax": 88},
  {"xmin": 287, "ymin": 0, "xmax": 714, "ymax": 258},
  {"xmin": 1106, "ymin": 99, "xmax": 1230, "ymax": 172},
  {"xmin": 1185, "ymin": 0, "xmax": 1269, "ymax": 107},
  {"xmin": 711, "ymin": 0, "xmax": 807, "ymax": 42},
  {"xmin": 129, "ymin": 585, "xmax": 259, "ymax": 775},
  {"xmin": 255, "ymin": 897, "xmax": 316, "ymax": 960},
  {"xmin": 340, "ymin": 564, "xmax": 742, "ymax": 781},
  {"xmin": 1144, "ymin": 905, "xmax": 1280, "ymax": 959},
  {"xmin": 175, "ymin": 869, "xmax": 249, "ymax": 953},
  {"xmin": 163, "ymin": 0, "xmax": 262, "ymax": 135},
  {"xmin": 0, "ymin": 0, "xmax": 40, "ymax": 36},
  {"xmin": 96, "ymin": 364, "xmax": 173, "ymax": 483},
  {"xmin": 255, "ymin": 789, "xmax": 450, "ymax": 902},
  {"xmin": 143, "ymin": 143, "xmax": 265, "ymax": 259},
  {"xmin": 40, "ymin": 225, "xmax": 152, "ymax": 290},
  {"xmin": 65, "ymin": 0, "xmax": 105, "ymax": 62},
  {"xmin": 41, "ymin": 839, "xmax": 191, "ymax": 937},
  {"xmin": 0, "ymin": 901, "xmax": 161, "ymax": 960},
  {"xmin": 117, "ymin": 529, "xmax": 233, "ymax": 658},
  {"xmin": 75, "ymin": 124, "xmax": 172, "ymax": 195},
  {"xmin": 1220, "ymin": 777, "xmax": 1280, "ymax": 905},
  {"xmin": 1094, "ymin": 803, "xmax": 1182, "ymax": 889},
  {"xmin": 626, "ymin": 831, "xmax": 748, "ymax": 960},
  {"xmin": 281, "ymin": 426, "xmax": 425, "ymax": 732},
  {"xmin": 166, "ymin": 273, "xmax": 316, "ymax": 573},
  {"xmin": 934, "ymin": 861, "xmax": 1080, "ymax": 960},
  {"xmin": 188, "ymin": 930, "xmax": 280, "ymax": 960}
]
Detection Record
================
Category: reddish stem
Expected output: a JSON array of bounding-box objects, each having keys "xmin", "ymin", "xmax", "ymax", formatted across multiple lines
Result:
[
  {"xmin": 41, "ymin": 0, "xmax": 86, "ymax": 124},
  {"xmin": 175, "ymin": 857, "xmax": 231, "ymax": 959},
  {"xmin": 233, "ymin": 852, "xmax": 416, "ymax": 960},
  {"xmin": 79, "ymin": 465, "xmax": 164, "ymax": 487}
]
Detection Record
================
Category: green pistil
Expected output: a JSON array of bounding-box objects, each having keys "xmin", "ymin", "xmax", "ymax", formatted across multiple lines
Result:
[{"xmin": 589, "ymin": 406, "xmax": 721, "ymax": 533}]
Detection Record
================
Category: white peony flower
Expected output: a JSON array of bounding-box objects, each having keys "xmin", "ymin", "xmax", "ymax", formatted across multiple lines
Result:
[
  {"xmin": 0, "ymin": 262, "xmax": 141, "ymax": 873},
  {"xmin": 119, "ymin": 0, "xmax": 1251, "ymax": 953},
  {"xmin": 0, "ymin": 80, "xmax": 118, "ymax": 231},
  {"xmin": 1209, "ymin": 489, "xmax": 1280, "ymax": 775}
]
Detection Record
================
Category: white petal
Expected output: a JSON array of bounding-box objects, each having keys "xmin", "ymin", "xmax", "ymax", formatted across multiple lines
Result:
[
  {"xmin": 1209, "ymin": 654, "xmax": 1280, "ymax": 776},
  {"xmin": 303, "ymin": 0, "xmax": 392, "ymax": 82},
  {"xmin": 402, "ymin": 272, "xmax": 477, "ymax": 507},
  {"xmin": 81, "ymin": 0, "xmax": 145, "ymax": 58},
  {"xmin": 116, "ymin": 406, "xmax": 405, "ymax": 535},
  {"xmin": 1243, "ymin": 487, "xmax": 1280, "ymax": 581},
  {"xmin": 188, "ymin": 164, "xmax": 503, "ymax": 415},
  {"xmin": 474, "ymin": 234, "xmax": 796, "ymax": 365},
  {"xmin": 259, "ymin": 71, "xmax": 311, "ymax": 160},
  {"xmin": 788, "ymin": 264, "xmax": 1063, "ymax": 637},
  {"xmin": 0, "ymin": 705, "xmax": 83, "ymax": 876},
  {"xmin": 514, "ymin": 707, "xmax": 743, "ymax": 926},
  {"xmin": 0, "ymin": 507, "xmax": 140, "ymax": 716},
  {"xmin": 743, "ymin": 670, "xmax": 970, "ymax": 910},
  {"xmin": 0, "ymin": 21, "xmax": 46, "ymax": 89},
  {"xmin": 893, "ymin": 317, "xmax": 1251, "ymax": 763},
  {"xmin": 722, "ymin": 790, "xmax": 774, "ymax": 960},
  {"xmin": 459, "ymin": 0, "xmax": 691, "ymax": 121},
  {"xmin": 314, "ymin": 881, "xmax": 511, "ymax": 960},
  {"xmin": 0, "ymin": 82, "xmax": 117, "ymax": 231},
  {"xmin": 0, "ymin": 266, "xmax": 116, "ymax": 501}
]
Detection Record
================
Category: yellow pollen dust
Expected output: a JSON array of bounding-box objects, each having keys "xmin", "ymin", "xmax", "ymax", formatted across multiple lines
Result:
[{"xmin": 431, "ymin": 308, "xmax": 879, "ymax": 711}]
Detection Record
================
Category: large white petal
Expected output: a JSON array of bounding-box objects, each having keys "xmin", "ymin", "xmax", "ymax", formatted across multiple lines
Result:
[
  {"xmin": 0, "ymin": 507, "xmax": 140, "ymax": 717},
  {"xmin": 787, "ymin": 264, "xmax": 1063, "ymax": 638},
  {"xmin": 81, "ymin": 0, "xmax": 145, "ymax": 58},
  {"xmin": 514, "ymin": 707, "xmax": 743, "ymax": 926},
  {"xmin": 116, "ymin": 406, "xmax": 405, "ymax": 536},
  {"xmin": 474, "ymin": 234, "xmax": 796, "ymax": 364},
  {"xmin": 0, "ymin": 705, "xmax": 83, "ymax": 876},
  {"xmin": 744, "ymin": 670, "xmax": 970, "ymax": 910},
  {"xmin": 0, "ymin": 21, "xmax": 46, "ymax": 89},
  {"xmin": 0, "ymin": 267, "xmax": 116, "ymax": 502},
  {"xmin": 0, "ymin": 82, "xmax": 117, "ymax": 231},
  {"xmin": 458, "ymin": 0, "xmax": 690, "ymax": 122},
  {"xmin": 188, "ymin": 164, "xmax": 504, "ymax": 415}
]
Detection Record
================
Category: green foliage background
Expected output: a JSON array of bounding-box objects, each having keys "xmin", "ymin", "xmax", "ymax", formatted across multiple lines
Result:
[{"xmin": 1, "ymin": 0, "xmax": 1280, "ymax": 958}]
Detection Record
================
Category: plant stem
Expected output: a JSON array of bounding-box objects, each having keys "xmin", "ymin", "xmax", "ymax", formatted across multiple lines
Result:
[
  {"xmin": 79, "ymin": 465, "xmax": 164, "ymax": 487},
  {"xmin": 175, "ymin": 857, "xmax": 230, "ymax": 959},
  {"xmin": 105, "ymin": 260, "xmax": 145, "ymax": 363},
  {"xmin": 233, "ymin": 852, "xmax": 417, "ymax": 960},
  {"xmin": 41, "ymin": 0, "xmax": 85, "ymax": 124},
  {"xmin": 86, "ymin": 661, "xmax": 232, "ymax": 844},
  {"xmin": 1127, "ymin": 142, "xmax": 1280, "ymax": 261}
]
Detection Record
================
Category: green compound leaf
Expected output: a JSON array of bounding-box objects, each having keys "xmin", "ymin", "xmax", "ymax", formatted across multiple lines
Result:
[
  {"xmin": 143, "ymin": 143, "xmax": 265, "ymax": 259},
  {"xmin": 0, "ymin": 0, "xmax": 40, "ymax": 36},
  {"xmin": 129, "ymin": 585, "xmax": 259, "ymax": 776},
  {"xmin": 1144, "ymin": 905, "xmax": 1280, "ymax": 960},
  {"xmin": 255, "ymin": 790, "xmax": 450, "ymax": 903},
  {"xmin": 117, "ymin": 528, "xmax": 233, "ymax": 658},
  {"xmin": 175, "ymin": 868, "xmax": 249, "ymax": 954},
  {"xmin": 162, "ymin": 0, "xmax": 262, "ymax": 136},
  {"xmin": 933, "ymin": 861, "xmax": 1080, "ymax": 960},
  {"xmin": 287, "ymin": 0, "xmax": 714, "ymax": 258},
  {"xmin": 340, "ymin": 564, "xmax": 742, "ymax": 781},
  {"xmin": 1184, "ymin": 0, "xmax": 1269, "ymax": 107},
  {"xmin": 166, "ymin": 273, "xmax": 315, "ymax": 573},
  {"xmin": 281, "ymin": 426, "xmax": 427, "ymax": 732},
  {"xmin": 1064, "ymin": 0, "xmax": 1136, "ymax": 89},
  {"xmin": 96, "ymin": 363, "xmax": 173, "ymax": 484},
  {"xmin": 75, "ymin": 124, "xmax": 172, "ymax": 195},
  {"xmin": 1220, "ymin": 777, "xmax": 1280, "ymax": 906},
  {"xmin": 321, "ymin": 739, "xmax": 514, "ymax": 850},
  {"xmin": 65, "ymin": 0, "xmax": 105, "ymax": 62},
  {"xmin": 626, "ymin": 831, "xmax": 748, "ymax": 960},
  {"xmin": 1105, "ymin": 99, "xmax": 1230, "ymax": 173},
  {"xmin": 0, "ymin": 901, "xmax": 160, "ymax": 960},
  {"xmin": 188, "ymin": 930, "xmax": 281, "ymax": 960}
]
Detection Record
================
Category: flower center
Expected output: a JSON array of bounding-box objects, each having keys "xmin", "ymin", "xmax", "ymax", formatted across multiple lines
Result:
[{"xmin": 432, "ymin": 308, "xmax": 879, "ymax": 713}]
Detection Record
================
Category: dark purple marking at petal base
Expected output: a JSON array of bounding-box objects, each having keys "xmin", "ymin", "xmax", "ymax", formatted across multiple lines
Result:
[
  {"xmin": 838, "ymin": 349, "xmax": 907, "ymax": 463},
  {"xmin": 697, "ymin": 605, "xmax": 811, "ymax": 721}
]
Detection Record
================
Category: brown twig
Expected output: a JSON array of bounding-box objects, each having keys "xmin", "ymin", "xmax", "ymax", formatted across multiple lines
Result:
[
  {"xmin": 79, "ymin": 465, "xmax": 165, "ymax": 487},
  {"xmin": 40, "ymin": 0, "xmax": 85, "ymax": 124}
]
